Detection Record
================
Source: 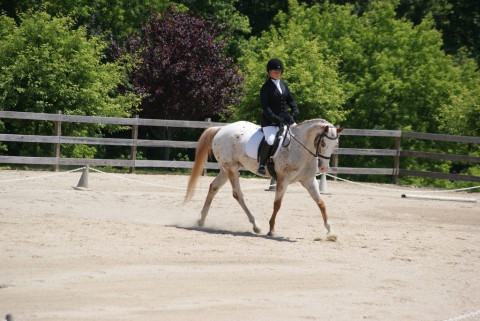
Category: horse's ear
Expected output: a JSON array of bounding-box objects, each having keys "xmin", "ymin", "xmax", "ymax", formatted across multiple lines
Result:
[{"xmin": 337, "ymin": 127, "xmax": 344, "ymax": 134}]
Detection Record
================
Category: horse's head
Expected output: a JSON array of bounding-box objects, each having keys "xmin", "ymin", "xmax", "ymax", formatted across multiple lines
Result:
[{"xmin": 314, "ymin": 125, "xmax": 343, "ymax": 173}]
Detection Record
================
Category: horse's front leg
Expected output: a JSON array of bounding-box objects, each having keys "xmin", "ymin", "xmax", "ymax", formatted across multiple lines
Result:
[
  {"xmin": 268, "ymin": 178, "xmax": 288, "ymax": 236},
  {"xmin": 301, "ymin": 178, "xmax": 337, "ymax": 241}
]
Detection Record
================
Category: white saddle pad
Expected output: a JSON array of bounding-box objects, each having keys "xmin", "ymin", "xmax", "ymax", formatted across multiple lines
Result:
[
  {"xmin": 245, "ymin": 128, "xmax": 287, "ymax": 160},
  {"xmin": 245, "ymin": 128, "xmax": 264, "ymax": 159}
]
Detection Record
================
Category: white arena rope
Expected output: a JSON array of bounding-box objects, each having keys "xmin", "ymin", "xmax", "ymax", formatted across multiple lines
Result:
[
  {"xmin": 442, "ymin": 310, "xmax": 480, "ymax": 321},
  {"xmin": 0, "ymin": 167, "xmax": 84, "ymax": 183},
  {"xmin": 323, "ymin": 173, "xmax": 480, "ymax": 194}
]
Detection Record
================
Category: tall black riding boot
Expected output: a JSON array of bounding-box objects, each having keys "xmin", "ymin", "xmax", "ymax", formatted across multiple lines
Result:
[{"xmin": 257, "ymin": 142, "xmax": 272, "ymax": 175}]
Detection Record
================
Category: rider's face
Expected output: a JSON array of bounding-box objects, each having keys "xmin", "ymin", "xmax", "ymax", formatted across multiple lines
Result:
[{"xmin": 268, "ymin": 69, "xmax": 282, "ymax": 80}]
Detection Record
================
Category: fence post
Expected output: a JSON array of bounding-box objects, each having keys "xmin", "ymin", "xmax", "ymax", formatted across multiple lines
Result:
[
  {"xmin": 53, "ymin": 110, "xmax": 62, "ymax": 172},
  {"xmin": 393, "ymin": 127, "xmax": 401, "ymax": 184},
  {"xmin": 130, "ymin": 115, "xmax": 139, "ymax": 174}
]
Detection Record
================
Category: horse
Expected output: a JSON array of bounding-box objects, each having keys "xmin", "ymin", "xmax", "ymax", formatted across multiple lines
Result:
[{"xmin": 184, "ymin": 119, "xmax": 343, "ymax": 241}]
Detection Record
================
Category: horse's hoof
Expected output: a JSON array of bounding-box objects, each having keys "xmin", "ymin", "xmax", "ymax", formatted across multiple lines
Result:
[
  {"xmin": 197, "ymin": 219, "xmax": 204, "ymax": 227},
  {"xmin": 253, "ymin": 226, "xmax": 262, "ymax": 234},
  {"xmin": 326, "ymin": 233, "xmax": 337, "ymax": 242},
  {"xmin": 267, "ymin": 230, "xmax": 275, "ymax": 237}
]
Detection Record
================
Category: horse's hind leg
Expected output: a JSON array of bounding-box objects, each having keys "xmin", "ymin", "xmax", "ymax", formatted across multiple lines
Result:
[
  {"xmin": 198, "ymin": 169, "xmax": 228, "ymax": 227},
  {"xmin": 226, "ymin": 168, "xmax": 262, "ymax": 234},
  {"xmin": 301, "ymin": 178, "xmax": 337, "ymax": 241}
]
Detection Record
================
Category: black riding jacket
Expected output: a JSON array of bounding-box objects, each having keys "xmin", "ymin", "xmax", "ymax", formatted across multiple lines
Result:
[{"xmin": 260, "ymin": 78, "xmax": 299, "ymax": 127}]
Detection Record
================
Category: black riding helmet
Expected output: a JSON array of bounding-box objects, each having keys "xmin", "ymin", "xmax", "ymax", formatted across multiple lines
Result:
[{"xmin": 266, "ymin": 58, "xmax": 284, "ymax": 73}]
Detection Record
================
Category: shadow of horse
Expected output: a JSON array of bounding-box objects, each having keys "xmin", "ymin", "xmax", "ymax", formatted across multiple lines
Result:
[{"xmin": 168, "ymin": 225, "xmax": 297, "ymax": 243}]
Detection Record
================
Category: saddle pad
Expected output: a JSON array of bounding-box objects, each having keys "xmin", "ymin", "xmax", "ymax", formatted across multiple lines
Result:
[
  {"xmin": 245, "ymin": 128, "xmax": 286, "ymax": 160},
  {"xmin": 245, "ymin": 128, "xmax": 263, "ymax": 159}
]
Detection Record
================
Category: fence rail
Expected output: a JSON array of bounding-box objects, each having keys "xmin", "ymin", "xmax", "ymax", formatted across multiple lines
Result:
[{"xmin": 1, "ymin": 110, "xmax": 479, "ymax": 183}]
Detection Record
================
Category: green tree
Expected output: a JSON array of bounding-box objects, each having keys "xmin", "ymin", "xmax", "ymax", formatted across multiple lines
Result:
[
  {"xmin": 235, "ymin": 0, "xmax": 289, "ymax": 36},
  {"xmin": 318, "ymin": 1, "xmax": 480, "ymax": 186},
  {"xmin": 175, "ymin": 0, "xmax": 251, "ymax": 58},
  {"xmin": 396, "ymin": 0, "xmax": 480, "ymax": 66},
  {"xmin": 238, "ymin": 0, "xmax": 479, "ymax": 187},
  {"xmin": 0, "ymin": 11, "xmax": 139, "ymax": 157},
  {"xmin": 294, "ymin": 1, "xmax": 479, "ymax": 134},
  {"xmin": 177, "ymin": 0, "xmax": 250, "ymax": 34},
  {"xmin": 0, "ymin": 0, "xmax": 171, "ymax": 41},
  {"xmin": 437, "ymin": 52, "xmax": 480, "ymax": 137},
  {"xmin": 236, "ymin": 0, "xmax": 347, "ymax": 125}
]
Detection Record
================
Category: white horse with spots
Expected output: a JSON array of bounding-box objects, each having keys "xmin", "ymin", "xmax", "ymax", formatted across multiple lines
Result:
[{"xmin": 184, "ymin": 119, "xmax": 343, "ymax": 241}]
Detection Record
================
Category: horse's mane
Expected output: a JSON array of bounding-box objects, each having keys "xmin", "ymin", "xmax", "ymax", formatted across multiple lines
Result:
[{"xmin": 296, "ymin": 118, "xmax": 332, "ymax": 128}]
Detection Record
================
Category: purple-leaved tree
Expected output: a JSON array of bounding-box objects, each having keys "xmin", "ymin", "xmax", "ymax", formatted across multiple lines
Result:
[
  {"xmin": 130, "ymin": 5, "xmax": 244, "ymax": 122},
  {"xmin": 122, "ymin": 5, "xmax": 244, "ymax": 160}
]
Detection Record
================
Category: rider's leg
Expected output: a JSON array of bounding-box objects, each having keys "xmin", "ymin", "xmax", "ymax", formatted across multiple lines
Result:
[
  {"xmin": 257, "ymin": 126, "xmax": 277, "ymax": 175},
  {"xmin": 257, "ymin": 142, "xmax": 271, "ymax": 175}
]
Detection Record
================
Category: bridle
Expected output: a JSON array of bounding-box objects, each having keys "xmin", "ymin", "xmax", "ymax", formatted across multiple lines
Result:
[{"xmin": 289, "ymin": 126, "xmax": 338, "ymax": 161}]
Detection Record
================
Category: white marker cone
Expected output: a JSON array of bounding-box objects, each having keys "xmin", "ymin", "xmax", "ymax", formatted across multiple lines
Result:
[
  {"xmin": 319, "ymin": 173, "xmax": 328, "ymax": 194},
  {"xmin": 73, "ymin": 165, "xmax": 90, "ymax": 190},
  {"xmin": 265, "ymin": 178, "xmax": 276, "ymax": 191}
]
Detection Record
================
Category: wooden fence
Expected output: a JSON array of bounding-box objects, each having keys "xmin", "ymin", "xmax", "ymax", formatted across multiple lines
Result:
[{"xmin": 1, "ymin": 110, "xmax": 479, "ymax": 183}]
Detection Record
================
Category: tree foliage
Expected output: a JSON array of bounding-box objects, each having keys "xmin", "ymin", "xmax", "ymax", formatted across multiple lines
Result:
[
  {"xmin": 316, "ymin": 1, "xmax": 479, "ymax": 138},
  {"xmin": 236, "ymin": 0, "xmax": 479, "ymax": 187},
  {"xmin": 0, "ymin": 0, "xmax": 171, "ymax": 41},
  {"xmin": 240, "ymin": 0, "xmax": 479, "ymax": 137},
  {"xmin": 396, "ymin": 0, "xmax": 480, "ymax": 66},
  {"xmin": 312, "ymin": 1, "xmax": 479, "ymax": 185},
  {"xmin": 236, "ymin": 1, "xmax": 347, "ymax": 125},
  {"xmin": 127, "ymin": 5, "xmax": 244, "ymax": 121},
  {"xmin": 437, "ymin": 52, "xmax": 480, "ymax": 137},
  {"xmin": 0, "ymin": 11, "xmax": 137, "ymax": 116},
  {"xmin": 233, "ymin": 0, "xmax": 480, "ymax": 67},
  {"xmin": 175, "ymin": 0, "xmax": 251, "ymax": 58},
  {"xmin": 176, "ymin": 0, "xmax": 250, "ymax": 34},
  {"xmin": 0, "ymin": 11, "xmax": 139, "ymax": 157},
  {"xmin": 234, "ymin": 0, "xmax": 289, "ymax": 36}
]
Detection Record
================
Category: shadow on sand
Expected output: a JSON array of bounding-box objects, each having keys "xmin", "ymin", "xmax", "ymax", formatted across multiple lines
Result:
[{"xmin": 168, "ymin": 225, "xmax": 297, "ymax": 243}]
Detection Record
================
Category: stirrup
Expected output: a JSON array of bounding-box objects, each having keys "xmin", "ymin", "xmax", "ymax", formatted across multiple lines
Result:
[{"xmin": 257, "ymin": 165, "xmax": 266, "ymax": 175}]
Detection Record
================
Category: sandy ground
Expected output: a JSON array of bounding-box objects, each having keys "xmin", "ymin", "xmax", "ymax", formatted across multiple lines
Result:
[{"xmin": 0, "ymin": 168, "xmax": 479, "ymax": 321}]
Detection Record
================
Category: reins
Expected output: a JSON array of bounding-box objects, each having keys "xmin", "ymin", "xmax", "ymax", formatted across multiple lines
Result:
[{"xmin": 287, "ymin": 125, "xmax": 338, "ymax": 160}]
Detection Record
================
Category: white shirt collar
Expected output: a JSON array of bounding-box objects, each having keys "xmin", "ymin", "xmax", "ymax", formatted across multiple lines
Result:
[{"xmin": 271, "ymin": 79, "xmax": 282, "ymax": 94}]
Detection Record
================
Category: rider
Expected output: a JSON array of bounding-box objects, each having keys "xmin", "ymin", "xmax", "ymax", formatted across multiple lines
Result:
[{"xmin": 257, "ymin": 58, "xmax": 299, "ymax": 175}]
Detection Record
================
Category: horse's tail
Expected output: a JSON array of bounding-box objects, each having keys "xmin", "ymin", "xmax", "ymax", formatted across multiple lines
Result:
[{"xmin": 184, "ymin": 126, "xmax": 222, "ymax": 203}]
